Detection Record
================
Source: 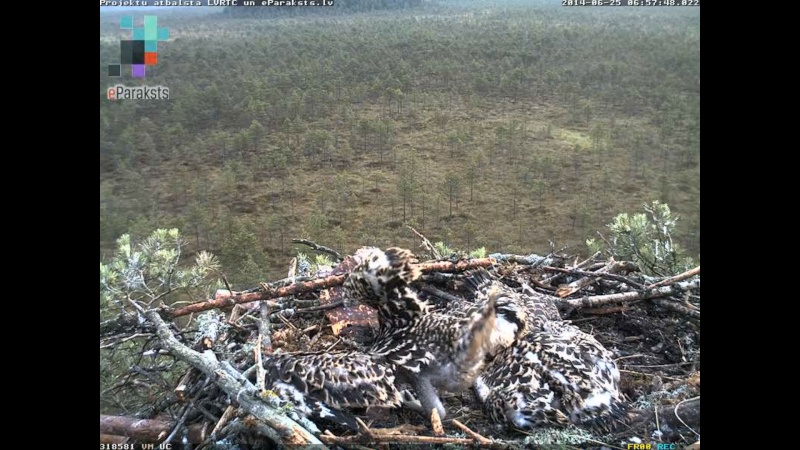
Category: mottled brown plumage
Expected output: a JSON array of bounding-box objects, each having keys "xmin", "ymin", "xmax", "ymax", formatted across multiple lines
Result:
[
  {"xmin": 264, "ymin": 350, "xmax": 403, "ymax": 431},
  {"xmin": 344, "ymin": 248, "xmax": 498, "ymax": 419},
  {"xmin": 432, "ymin": 269, "xmax": 627, "ymax": 430},
  {"xmin": 474, "ymin": 320, "xmax": 626, "ymax": 430},
  {"xmin": 343, "ymin": 247, "xmax": 421, "ymax": 305}
]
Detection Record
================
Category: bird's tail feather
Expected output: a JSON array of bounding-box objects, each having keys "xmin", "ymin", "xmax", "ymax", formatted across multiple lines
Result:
[{"xmin": 459, "ymin": 268, "xmax": 496, "ymax": 297}]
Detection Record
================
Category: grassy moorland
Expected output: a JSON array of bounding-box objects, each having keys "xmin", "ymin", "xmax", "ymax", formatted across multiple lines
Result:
[{"xmin": 99, "ymin": 1, "xmax": 700, "ymax": 286}]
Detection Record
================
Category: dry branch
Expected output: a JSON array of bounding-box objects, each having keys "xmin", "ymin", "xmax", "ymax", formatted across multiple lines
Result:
[
  {"xmin": 560, "ymin": 279, "xmax": 700, "ymax": 309},
  {"xmin": 416, "ymin": 257, "xmax": 496, "ymax": 272},
  {"xmin": 430, "ymin": 408, "xmax": 444, "ymax": 436},
  {"xmin": 543, "ymin": 265, "xmax": 646, "ymax": 290},
  {"xmin": 540, "ymin": 251, "xmax": 599, "ymax": 285},
  {"xmin": 554, "ymin": 260, "xmax": 640, "ymax": 297},
  {"xmin": 406, "ymin": 225, "xmax": 441, "ymax": 259},
  {"xmin": 174, "ymin": 369, "xmax": 200, "ymax": 403},
  {"xmin": 170, "ymin": 258, "xmax": 496, "ymax": 318},
  {"xmin": 451, "ymin": 419, "xmax": 493, "ymax": 446},
  {"xmin": 142, "ymin": 308, "xmax": 325, "ymax": 447},
  {"xmin": 100, "ymin": 415, "xmax": 207, "ymax": 444},
  {"xmin": 651, "ymin": 298, "xmax": 701, "ymax": 319},
  {"xmin": 648, "ymin": 266, "xmax": 700, "ymax": 288},
  {"xmin": 210, "ymin": 405, "xmax": 236, "ymax": 438},
  {"xmin": 318, "ymin": 432, "xmax": 475, "ymax": 446},
  {"xmin": 572, "ymin": 251, "xmax": 602, "ymax": 270},
  {"xmin": 292, "ymin": 238, "xmax": 344, "ymax": 262},
  {"xmin": 419, "ymin": 284, "xmax": 464, "ymax": 304},
  {"xmin": 259, "ymin": 301, "xmax": 273, "ymax": 354},
  {"xmin": 170, "ymin": 275, "xmax": 346, "ymax": 318},
  {"xmin": 319, "ymin": 426, "xmax": 511, "ymax": 449}
]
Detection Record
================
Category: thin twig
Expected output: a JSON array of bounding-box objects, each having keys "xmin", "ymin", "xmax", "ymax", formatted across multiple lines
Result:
[
  {"xmin": 451, "ymin": 419, "xmax": 491, "ymax": 445},
  {"xmin": 292, "ymin": 239, "xmax": 344, "ymax": 262},
  {"xmin": 210, "ymin": 406, "xmax": 236, "ymax": 438},
  {"xmin": 573, "ymin": 251, "xmax": 602, "ymax": 269},
  {"xmin": 623, "ymin": 362, "xmax": 694, "ymax": 369},
  {"xmin": 324, "ymin": 338, "xmax": 342, "ymax": 352},
  {"xmin": 319, "ymin": 433, "xmax": 475, "ymax": 446},
  {"xmin": 543, "ymin": 265, "xmax": 646, "ymax": 290},
  {"xmin": 221, "ymin": 274, "xmax": 233, "ymax": 295},
  {"xmin": 162, "ymin": 404, "xmax": 192, "ymax": 445},
  {"xmin": 100, "ymin": 333, "xmax": 152, "ymax": 349},
  {"xmin": 618, "ymin": 369, "xmax": 683, "ymax": 382},
  {"xmin": 355, "ymin": 417, "xmax": 375, "ymax": 438},
  {"xmin": 287, "ymin": 257, "xmax": 297, "ymax": 280},
  {"xmin": 554, "ymin": 260, "xmax": 641, "ymax": 297},
  {"xmin": 654, "ymin": 404, "xmax": 660, "ymax": 436},
  {"xmin": 430, "ymin": 409, "xmax": 444, "ymax": 436},
  {"xmin": 301, "ymin": 325, "xmax": 319, "ymax": 334},
  {"xmin": 259, "ymin": 301, "xmax": 273, "ymax": 354},
  {"xmin": 275, "ymin": 313, "xmax": 297, "ymax": 330},
  {"xmin": 541, "ymin": 251, "xmax": 599, "ymax": 285},
  {"xmin": 295, "ymin": 300, "xmax": 344, "ymax": 314},
  {"xmin": 255, "ymin": 342, "xmax": 265, "ymax": 393},
  {"xmin": 614, "ymin": 354, "xmax": 647, "ymax": 362},
  {"xmin": 406, "ymin": 225, "xmax": 441, "ymax": 259},
  {"xmin": 674, "ymin": 396, "xmax": 700, "ymax": 438},
  {"xmin": 648, "ymin": 266, "xmax": 700, "ymax": 288}
]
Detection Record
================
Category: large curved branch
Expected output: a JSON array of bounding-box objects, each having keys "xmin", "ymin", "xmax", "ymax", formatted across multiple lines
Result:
[{"xmin": 143, "ymin": 309, "xmax": 325, "ymax": 447}]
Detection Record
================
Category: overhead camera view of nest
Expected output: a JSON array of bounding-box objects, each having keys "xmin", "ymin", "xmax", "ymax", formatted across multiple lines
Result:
[{"xmin": 99, "ymin": 223, "xmax": 700, "ymax": 450}]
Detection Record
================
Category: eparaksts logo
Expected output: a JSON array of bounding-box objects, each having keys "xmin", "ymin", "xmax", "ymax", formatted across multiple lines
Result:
[
  {"xmin": 107, "ymin": 15, "xmax": 169, "ymax": 79},
  {"xmin": 107, "ymin": 85, "xmax": 170, "ymax": 100}
]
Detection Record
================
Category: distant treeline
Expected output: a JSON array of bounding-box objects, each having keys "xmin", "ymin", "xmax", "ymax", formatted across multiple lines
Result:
[{"xmin": 223, "ymin": 0, "xmax": 424, "ymax": 18}]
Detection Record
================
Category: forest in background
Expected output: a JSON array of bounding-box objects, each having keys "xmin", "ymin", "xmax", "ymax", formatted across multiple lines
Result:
[{"xmin": 99, "ymin": 0, "xmax": 700, "ymax": 288}]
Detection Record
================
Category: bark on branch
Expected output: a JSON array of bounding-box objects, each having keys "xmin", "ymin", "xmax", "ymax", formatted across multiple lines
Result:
[
  {"xmin": 319, "ymin": 431, "xmax": 507, "ymax": 448},
  {"xmin": 560, "ymin": 279, "xmax": 700, "ymax": 309},
  {"xmin": 648, "ymin": 266, "xmax": 700, "ymax": 288},
  {"xmin": 170, "ymin": 258, "xmax": 496, "ymax": 318},
  {"xmin": 99, "ymin": 415, "xmax": 207, "ymax": 444},
  {"xmin": 553, "ymin": 260, "xmax": 641, "ymax": 297},
  {"xmin": 142, "ymin": 309, "xmax": 325, "ymax": 447},
  {"xmin": 170, "ymin": 275, "xmax": 346, "ymax": 318}
]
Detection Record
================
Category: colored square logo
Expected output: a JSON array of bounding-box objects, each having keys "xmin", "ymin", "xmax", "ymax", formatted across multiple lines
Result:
[
  {"xmin": 144, "ymin": 16, "xmax": 158, "ymax": 41},
  {"xmin": 132, "ymin": 65, "xmax": 146, "ymax": 78},
  {"xmin": 120, "ymin": 40, "xmax": 145, "ymax": 65},
  {"xmin": 109, "ymin": 15, "xmax": 168, "ymax": 79}
]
